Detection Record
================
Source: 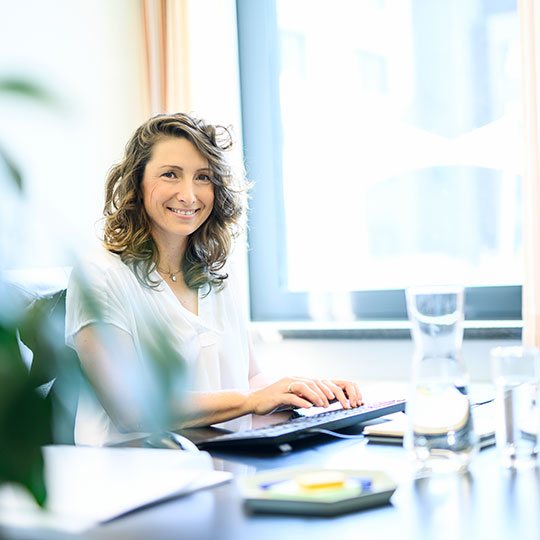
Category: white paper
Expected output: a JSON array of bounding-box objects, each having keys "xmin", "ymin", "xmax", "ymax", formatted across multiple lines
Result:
[{"xmin": 0, "ymin": 445, "xmax": 231, "ymax": 535}]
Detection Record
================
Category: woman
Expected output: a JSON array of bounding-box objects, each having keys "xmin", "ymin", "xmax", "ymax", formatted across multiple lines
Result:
[{"xmin": 66, "ymin": 112, "xmax": 361, "ymax": 446}]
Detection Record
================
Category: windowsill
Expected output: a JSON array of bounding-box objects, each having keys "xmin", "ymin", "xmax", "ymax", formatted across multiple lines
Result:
[
  {"xmin": 251, "ymin": 321, "xmax": 521, "ymax": 384},
  {"xmin": 252, "ymin": 320, "xmax": 522, "ymax": 340}
]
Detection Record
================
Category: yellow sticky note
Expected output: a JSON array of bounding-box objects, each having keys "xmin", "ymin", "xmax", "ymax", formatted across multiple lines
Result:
[{"xmin": 296, "ymin": 471, "xmax": 347, "ymax": 490}]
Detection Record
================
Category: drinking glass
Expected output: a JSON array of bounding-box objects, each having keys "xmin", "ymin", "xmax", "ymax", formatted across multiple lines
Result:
[{"xmin": 491, "ymin": 346, "xmax": 540, "ymax": 469}]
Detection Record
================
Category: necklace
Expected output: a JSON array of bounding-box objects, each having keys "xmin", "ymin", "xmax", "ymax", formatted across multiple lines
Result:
[{"xmin": 157, "ymin": 266, "xmax": 182, "ymax": 282}]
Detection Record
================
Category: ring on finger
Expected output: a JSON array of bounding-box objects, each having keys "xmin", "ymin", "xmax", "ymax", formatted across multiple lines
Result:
[{"xmin": 287, "ymin": 382, "xmax": 295, "ymax": 393}]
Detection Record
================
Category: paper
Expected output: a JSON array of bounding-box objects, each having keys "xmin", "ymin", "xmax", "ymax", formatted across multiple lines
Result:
[
  {"xmin": 363, "ymin": 403, "xmax": 496, "ymax": 447},
  {"xmin": 363, "ymin": 412, "xmax": 409, "ymax": 439},
  {"xmin": 0, "ymin": 445, "xmax": 231, "ymax": 536}
]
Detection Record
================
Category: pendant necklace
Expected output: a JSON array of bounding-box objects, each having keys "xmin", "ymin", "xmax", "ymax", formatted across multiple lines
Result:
[{"xmin": 157, "ymin": 266, "xmax": 182, "ymax": 282}]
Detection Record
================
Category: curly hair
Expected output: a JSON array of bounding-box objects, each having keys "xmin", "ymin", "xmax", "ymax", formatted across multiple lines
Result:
[{"xmin": 102, "ymin": 112, "xmax": 246, "ymax": 292}]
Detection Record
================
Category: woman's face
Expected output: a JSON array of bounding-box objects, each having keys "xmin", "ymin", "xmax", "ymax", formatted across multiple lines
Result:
[{"xmin": 142, "ymin": 136, "xmax": 215, "ymax": 247}]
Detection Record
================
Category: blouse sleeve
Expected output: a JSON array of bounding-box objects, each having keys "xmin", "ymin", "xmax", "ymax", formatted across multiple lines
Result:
[
  {"xmin": 65, "ymin": 255, "xmax": 132, "ymax": 349},
  {"xmin": 223, "ymin": 255, "xmax": 260, "ymax": 378}
]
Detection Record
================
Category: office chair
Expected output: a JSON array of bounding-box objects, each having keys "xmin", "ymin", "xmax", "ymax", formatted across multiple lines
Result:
[{"xmin": 4, "ymin": 268, "xmax": 82, "ymax": 445}]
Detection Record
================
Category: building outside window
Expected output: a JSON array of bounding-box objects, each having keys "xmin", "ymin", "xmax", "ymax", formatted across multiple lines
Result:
[{"xmin": 237, "ymin": 0, "xmax": 522, "ymax": 326}]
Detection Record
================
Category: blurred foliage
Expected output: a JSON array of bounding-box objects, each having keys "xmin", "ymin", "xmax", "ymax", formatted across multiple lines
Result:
[
  {"xmin": 0, "ymin": 268, "xmax": 188, "ymax": 509},
  {"xmin": 0, "ymin": 283, "xmax": 86, "ymax": 508},
  {"xmin": 0, "ymin": 76, "xmax": 188, "ymax": 511},
  {"xmin": 0, "ymin": 78, "xmax": 59, "ymax": 104},
  {"xmin": 0, "ymin": 320, "xmax": 51, "ymax": 507},
  {"xmin": 18, "ymin": 290, "xmax": 84, "ymax": 445},
  {"xmin": 0, "ymin": 76, "xmax": 62, "ymax": 507},
  {"xmin": 0, "ymin": 144, "xmax": 22, "ymax": 191},
  {"xmin": 0, "ymin": 76, "xmax": 61, "ymax": 192}
]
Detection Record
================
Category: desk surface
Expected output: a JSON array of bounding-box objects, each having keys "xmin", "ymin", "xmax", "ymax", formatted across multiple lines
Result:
[{"xmin": 80, "ymin": 422, "xmax": 540, "ymax": 540}]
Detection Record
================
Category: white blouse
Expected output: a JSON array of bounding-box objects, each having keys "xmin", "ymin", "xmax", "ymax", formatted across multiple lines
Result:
[{"xmin": 65, "ymin": 247, "xmax": 253, "ymax": 446}]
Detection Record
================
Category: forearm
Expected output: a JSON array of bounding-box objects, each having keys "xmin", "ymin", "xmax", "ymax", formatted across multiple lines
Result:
[
  {"xmin": 74, "ymin": 323, "xmax": 362, "ymax": 433},
  {"xmin": 173, "ymin": 374, "xmax": 361, "ymax": 429},
  {"xmin": 174, "ymin": 389, "xmax": 255, "ymax": 428}
]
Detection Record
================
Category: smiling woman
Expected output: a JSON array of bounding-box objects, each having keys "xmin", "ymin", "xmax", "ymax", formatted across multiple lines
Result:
[
  {"xmin": 102, "ymin": 113, "xmax": 244, "ymax": 294},
  {"xmin": 65, "ymin": 112, "xmax": 363, "ymax": 446},
  {"xmin": 141, "ymin": 137, "xmax": 216, "ymax": 316}
]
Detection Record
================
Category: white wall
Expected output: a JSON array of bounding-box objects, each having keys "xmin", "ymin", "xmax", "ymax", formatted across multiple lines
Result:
[
  {"xmin": 0, "ymin": 0, "xmax": 245, "ymax": 273},
  {"xmin": 252, "ymin": 335, "xmax": 520, "ymax": 386},
  {"xmin": 0, "ymin": 0, "xmax": 147, "ymax": 269}
]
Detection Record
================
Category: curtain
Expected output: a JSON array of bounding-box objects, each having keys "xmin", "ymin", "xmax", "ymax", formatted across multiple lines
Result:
[
  {"xmin": 520, "ymin": 0, "xmax": 540, "ymax": 347},
  {"xmin": 141, "ymin": 0, "xmax": 191, "ymax": 116}
]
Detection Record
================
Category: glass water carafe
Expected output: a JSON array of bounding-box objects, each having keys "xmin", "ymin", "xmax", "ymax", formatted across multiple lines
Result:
[{"xmin": 404, "ymin": 285, "xmax": 478, "ymax": 474}]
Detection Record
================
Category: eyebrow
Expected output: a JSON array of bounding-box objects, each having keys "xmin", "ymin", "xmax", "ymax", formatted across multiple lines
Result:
[
  {"xmin": 158, "ymin": 165, "xmax": 183, "ymax": 171},
  {"xmin": 158, "ymin": 165, "xmax": 213, "ymax": 173}
]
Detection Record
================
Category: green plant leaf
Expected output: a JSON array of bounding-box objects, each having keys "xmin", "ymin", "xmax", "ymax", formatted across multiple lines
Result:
[
  {"xmin": 0, "ymin": 78, "xmax": 59, "ymax": 107},
  {"xmin": 0, "ymin": 322, "xmax": 52, "ymax": 507},
  {"xmin": 0, "ymin": 77, "xmax": 61, "ymax": 190},
  {"xmin": 0, "ymin": 74, "xmax": 64, "ymax": 506},
  {"xmin": 0, "ymin": 142, "xmax": 23, "ymax": 191},
  {"xmin": 0, "ymin": 384, "xmax": 51, "ymax": 507}
]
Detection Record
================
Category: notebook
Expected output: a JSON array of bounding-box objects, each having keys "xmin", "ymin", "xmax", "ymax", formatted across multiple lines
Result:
[{"xmin": 363, "ymin": 400, "xmax": 496, "ymax": 448}]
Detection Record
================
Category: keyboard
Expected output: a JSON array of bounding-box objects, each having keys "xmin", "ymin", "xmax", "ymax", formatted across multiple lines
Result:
[{"xmin": 196, "ymin": 399, "xmax": 407, "ymax": 451}]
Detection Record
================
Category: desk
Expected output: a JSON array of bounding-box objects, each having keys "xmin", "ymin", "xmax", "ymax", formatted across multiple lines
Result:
[{"xmin": 82, "ymin": 424, "xmax": 540, "ymax": 540}]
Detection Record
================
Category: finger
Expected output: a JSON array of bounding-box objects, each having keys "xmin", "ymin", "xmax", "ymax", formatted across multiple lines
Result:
[
  {"xmin": 320, "ymin": 379, "xmax": 339, "ymax": 401},
  {"xmin": 326, "ymin": 381, "xmax": 349, "ymax": 409},
  {"xmin": 285, "ymin": 394, "xmax": 315, "ymax": 409},
  {"xmin": 317, "ymin": 380, "xmax": 336, "ymax": 401},
  {"xmin": 353, "ymin": 384, "xmax": 363, "ymax": 406},
  {"xmin": 332, "ymin": 380, "xmax": 363, "ymax": 407},
  {"xmin": 305, "ymin": 379, "xmax": 335, "ymax": 406},
  {"xmin": 343, "ymin": 383, "xmax": 359, "ymax": 407},
  {"xmin": 281, "ymin": 388, "xmax": 313, "ymax": 408},
  {"xmin": 288, "ymin": 378, "xmax": 329, "ymax": 406},
  {"xmin": 293, "ymin": 381, "xmax": 328, "ymax": 407},
  {"xmin": 309, "ymin": 380, "xmax": 334, "ymax": 407},
  {"xmin": 347, "ymin": 382, "xmax": 363, "ymax": 407}
]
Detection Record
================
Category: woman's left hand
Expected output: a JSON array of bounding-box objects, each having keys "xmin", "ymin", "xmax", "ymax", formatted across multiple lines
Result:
[
  {"xmin": 247, "ymin": 376, "xmax": 363, "ymax": 416},
  {"xmin": 289, "ymin": 377, "xmax": 363, "ymax": 410}
]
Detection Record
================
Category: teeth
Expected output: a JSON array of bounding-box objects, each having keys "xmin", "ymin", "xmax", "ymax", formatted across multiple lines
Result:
[{"xmin": 170, "ymin": 208, "xmax": 197, "ymax": 215}]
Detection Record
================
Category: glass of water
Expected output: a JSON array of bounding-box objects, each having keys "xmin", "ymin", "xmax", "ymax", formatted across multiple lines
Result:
[
  {"xmin": 491, "ymin": 346, "xmax": 540, "ymax": 469},
  {"xmin": 405, "ymin": 285, "xmax": 478, "ymax": 475}
]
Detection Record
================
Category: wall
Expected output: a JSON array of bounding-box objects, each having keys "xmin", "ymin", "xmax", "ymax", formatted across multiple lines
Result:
[
  {"xmin": 0, "ymin": 0, "xmax": 244, "ymax": 273},
  {"xmin": 252, "ymin": 335, "xmax": 521, "ymax": 385},
  {"xmin": 0, "ymin": 0, "xmax": 147, "ymax": 269}
]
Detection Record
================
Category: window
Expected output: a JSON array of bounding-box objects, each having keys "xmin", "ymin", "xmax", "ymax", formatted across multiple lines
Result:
[{"xmin": 237, "ymin": 0, "xmax": 522, "ymax": 325}]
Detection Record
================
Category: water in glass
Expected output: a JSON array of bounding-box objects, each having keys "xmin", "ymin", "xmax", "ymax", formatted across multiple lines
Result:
[
  {"xmin": 405, "ymin": 285, "xmax": 478, "ymax": 474},
  {"xmin": 491, "ymin": 346, "xmax": 540, "ymax": 469}
]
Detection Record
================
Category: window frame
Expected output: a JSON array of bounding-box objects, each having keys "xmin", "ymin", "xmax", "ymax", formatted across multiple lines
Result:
[{"xmin": 236, "ymin": 0, "xmax": 522, "ymax": 328}]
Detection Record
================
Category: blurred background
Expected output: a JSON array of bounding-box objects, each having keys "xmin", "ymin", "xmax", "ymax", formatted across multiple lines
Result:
[
  {"xmin": 0, "ymin": 0, "xmax": 526, "ymax": 385},
  {"xmin": 0, "ymin": 0, "xmax": 242, "ymax": 269}
]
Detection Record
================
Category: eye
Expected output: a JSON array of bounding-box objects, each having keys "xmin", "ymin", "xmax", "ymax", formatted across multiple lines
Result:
[
  {"xmin": 196, "ymin": 173, "xmax": 213, "ymax": 183},
  {"xmin": 161, "ymin": 171, "xmax": 177, "ymax": 180}
]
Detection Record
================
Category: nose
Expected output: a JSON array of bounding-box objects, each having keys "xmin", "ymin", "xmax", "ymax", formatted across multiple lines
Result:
[{"xmin": 175, "ymin": 179, "xmax": 197, "ymax": 206}]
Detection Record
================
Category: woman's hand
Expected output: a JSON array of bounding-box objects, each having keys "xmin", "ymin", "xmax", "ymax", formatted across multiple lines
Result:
[{"xmin": 247, "ymin": 377, "xmax": 363, "ymax": 416}]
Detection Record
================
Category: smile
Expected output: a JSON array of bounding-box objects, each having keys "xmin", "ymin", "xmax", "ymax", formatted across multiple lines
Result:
[{"xmin": 168, "ymin": 207, "xmax": 199, "ymax": 216}]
